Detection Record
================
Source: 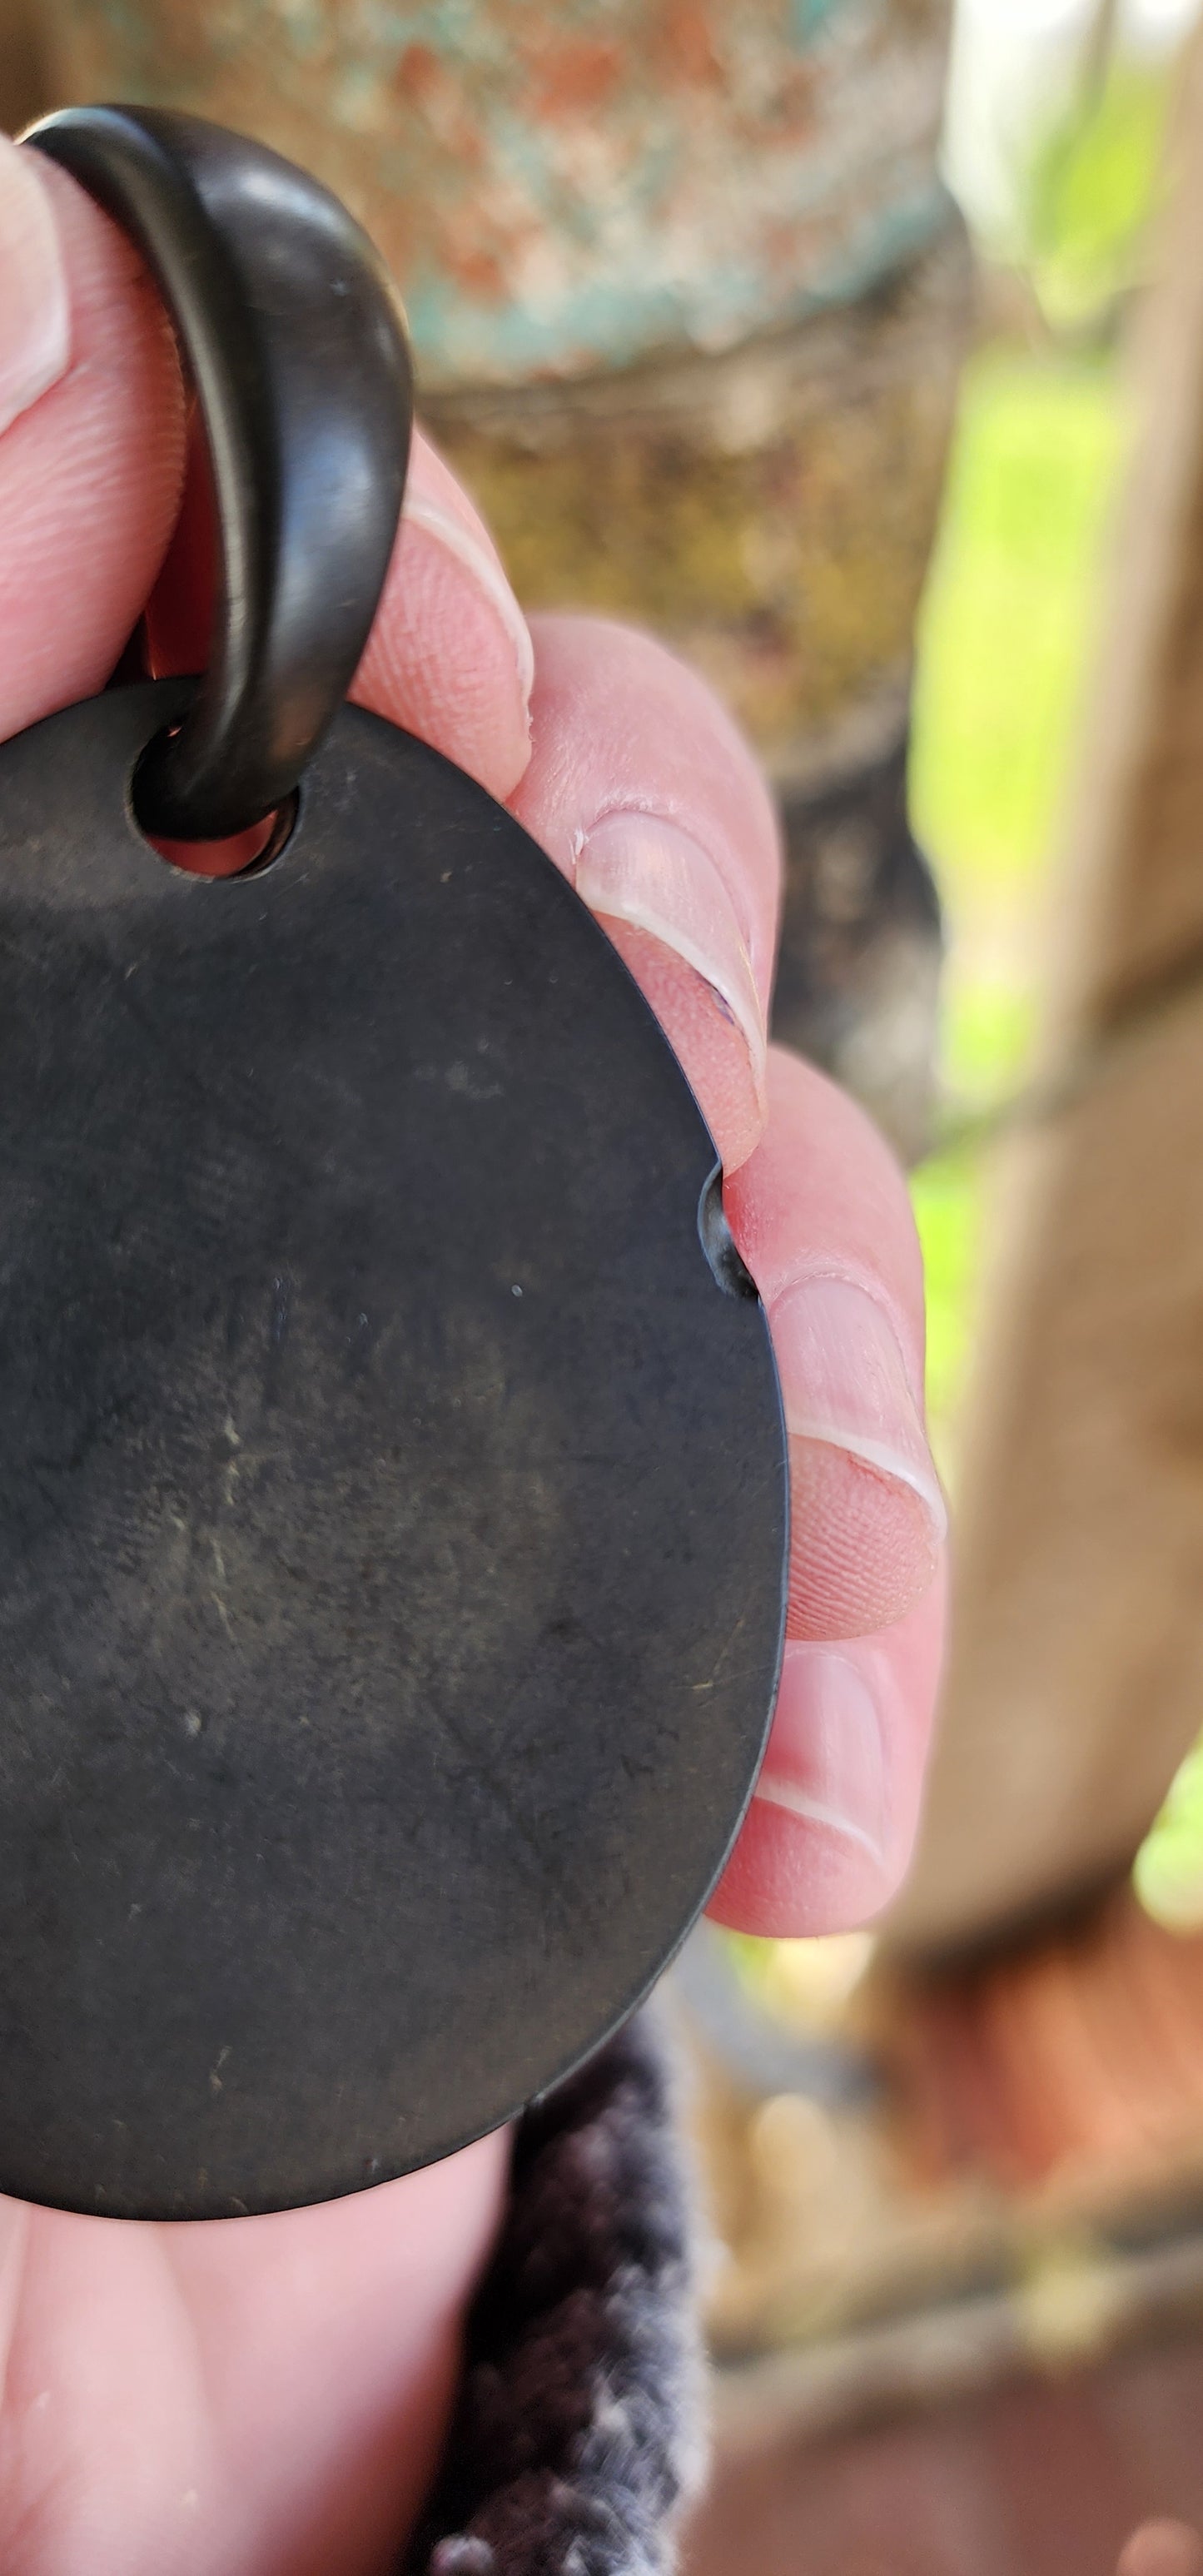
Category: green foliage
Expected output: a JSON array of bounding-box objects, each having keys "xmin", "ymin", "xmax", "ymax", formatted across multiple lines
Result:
[
  {"xmin": 1017, "ymin": 57, "xmax": 1171, "ymax": 332},
  {"xmin": 907, "ymin": 349, "xmax": 1127, "ymax": 1460},
  {"xmin": 908, "ymin": 1146, "xmax": 981, "ymax": 1480},
  {"xmin": 911, "ymin": 351, "xmax": 1127, "ymax": 895},
  {"xmin": 1135, "ymin": 1740, "xmax": 1203, "ymax": 1929}
]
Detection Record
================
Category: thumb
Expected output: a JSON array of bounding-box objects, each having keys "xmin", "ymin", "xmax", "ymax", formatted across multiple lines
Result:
[
  {"xmin": 1118, "ymin": 2524, "xmax": 1203, "ymax": 2576},
  {"xmin": 0, "ymin": 134, "xmax": 186, "ymax": 743}
]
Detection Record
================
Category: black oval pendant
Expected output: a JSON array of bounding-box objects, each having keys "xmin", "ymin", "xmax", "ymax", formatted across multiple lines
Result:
[{"xmin": 0, "ymin": 679, "xmax": 788, "ymax": 2218}]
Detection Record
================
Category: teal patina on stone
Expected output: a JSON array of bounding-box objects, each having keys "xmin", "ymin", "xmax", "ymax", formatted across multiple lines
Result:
[{"xmin": 42, "ymin": 0, "xmax": 953, "ymax": 388}]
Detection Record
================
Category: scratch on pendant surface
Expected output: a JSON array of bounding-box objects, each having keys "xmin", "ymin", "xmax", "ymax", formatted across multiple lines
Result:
[
  {"xmin": 693, "ymin": 1609, "xmax": 750, "ymax": 1693},
  {"xmin": 210, "ymin": 1539, "xmax": 233, "ymax": 1638}
]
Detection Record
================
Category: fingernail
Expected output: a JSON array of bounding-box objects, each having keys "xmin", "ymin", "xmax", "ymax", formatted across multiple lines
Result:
[
  {"xmin": 0, "ymin": 140, "xmax": 70, "ymax": 438},
  {"xmin": 754, "ymin": 1647, "xmax": 887, "ymax": 1865},
  {"xmin": 401, "ymin": 487, "xmax": 534, "ymax": 709},
  {"xmin": 574, "ymin": 811, "xmax": 765, "ymax": 1068},
  {"xmin": 772, "ymin": 1277, "xmax": 947, "ymax": 1541}
]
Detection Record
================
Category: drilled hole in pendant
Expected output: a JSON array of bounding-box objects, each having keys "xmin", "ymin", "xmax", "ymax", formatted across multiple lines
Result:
[
  {"xmin": 130, "ymin": 743, "xmax": 299, "ymax": 879},
  {"xmin": 146, "ymin": 793, "xmax": 299, "ymax": 879}
]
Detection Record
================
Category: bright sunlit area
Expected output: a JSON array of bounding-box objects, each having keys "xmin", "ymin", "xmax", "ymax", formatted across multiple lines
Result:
[
  {"xmin": 915, "ymin": 0, "xmax": 1196, "ymax": 1468},
  {"xmin": 732, "ymin": 0, "xmax": 1203, "ymax": 2044},
  {"xmin": 924, "ymin": 0, "xmax": 1203, "ymax": 1938}
]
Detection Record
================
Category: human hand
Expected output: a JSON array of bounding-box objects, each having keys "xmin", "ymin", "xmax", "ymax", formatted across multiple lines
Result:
[
  {"xmin": 1118, "ymin": 2524, "xmax": 1203, "ymax": 2576},
  {"xmin": 0, "ymin": 132, "xmax": 945, "ymax": 2574}
]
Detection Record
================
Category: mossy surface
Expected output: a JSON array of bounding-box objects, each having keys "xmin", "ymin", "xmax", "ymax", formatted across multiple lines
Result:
[{"xmin": 436, "ymin": 379, "xmax": 953, "ymax": 767}]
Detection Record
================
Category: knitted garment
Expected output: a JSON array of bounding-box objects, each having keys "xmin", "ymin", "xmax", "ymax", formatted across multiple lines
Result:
[{"xmin": 402, "ymin": 2012, "xmax": 705, "ymax": 2576}]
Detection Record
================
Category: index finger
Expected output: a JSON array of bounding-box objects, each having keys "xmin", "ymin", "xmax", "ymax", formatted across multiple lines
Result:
[{"xmin": 0, "ymin": 142, "xmax": 532, "ymax": 810}]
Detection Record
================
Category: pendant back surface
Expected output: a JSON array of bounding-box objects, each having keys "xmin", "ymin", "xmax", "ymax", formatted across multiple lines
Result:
[{"xmin": 0, "ymin": 682, "xmax": 788, "ymax": 2218}]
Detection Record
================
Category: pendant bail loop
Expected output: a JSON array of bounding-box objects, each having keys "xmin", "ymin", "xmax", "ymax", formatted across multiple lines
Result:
[{"xmin": 26, "ymin": 106, "xmax": 413, "ymax": 844}]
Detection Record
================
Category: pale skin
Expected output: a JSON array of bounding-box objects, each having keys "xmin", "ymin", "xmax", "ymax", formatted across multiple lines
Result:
[
  {"xmin": 0, "ymin": 140, "xmax": 947, "ymax": 2574},
  {"xmin": 1118, "ymin": 2528, "xmax": 1203, "ymax": 2576}
]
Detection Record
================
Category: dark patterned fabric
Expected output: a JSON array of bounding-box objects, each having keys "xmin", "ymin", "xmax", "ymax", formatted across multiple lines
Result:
[{"xmin": 402, "ymin": 2012, "xmax": 704, "ymax": 2576}]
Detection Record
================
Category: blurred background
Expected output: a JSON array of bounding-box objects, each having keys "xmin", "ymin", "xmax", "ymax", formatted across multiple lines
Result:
[{"xmin": 7, "ymin": 0, "xmax": 1203, "ymax": 2565}]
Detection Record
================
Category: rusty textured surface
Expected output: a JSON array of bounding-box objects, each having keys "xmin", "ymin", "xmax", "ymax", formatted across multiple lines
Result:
[{"xmin": 42, "ymin": 0, "xmax": 953, "ymax": 390}]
